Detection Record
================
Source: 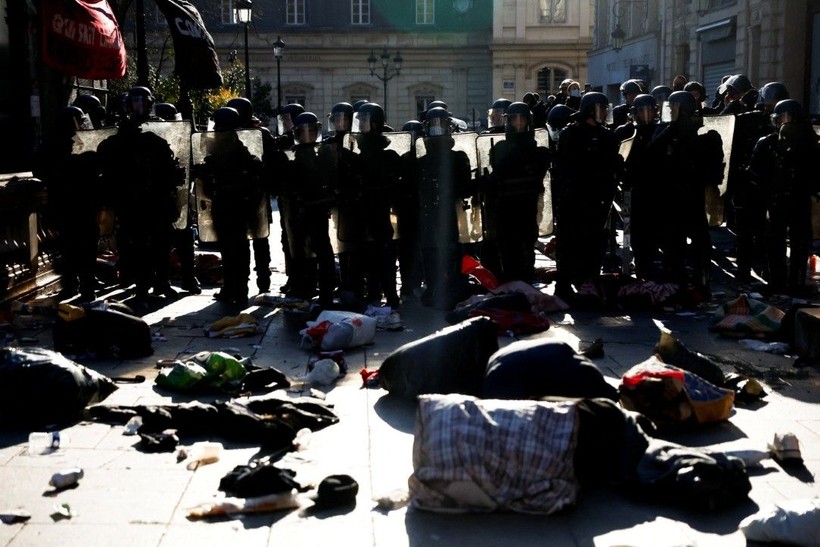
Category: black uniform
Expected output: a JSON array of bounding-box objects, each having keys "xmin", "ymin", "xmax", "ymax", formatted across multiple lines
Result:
[
  {"xmin": 483, "ymin": 132, "xmax": 549, "ymax": 282},
  {"xmin": 97, "ymin": 118, "xmax": 185, "ymax": 299},
  {"xmin": 282, "ymin": 143, "xmax": 336, "ymax": 305},
  {"xmin": 416, "ymin": 136, "xmax": 472, "ymax": 309},
  {"xmin": 554, "ymin": 121, "xmax": 622, "ymax": 293},
  {"xmin": 646, "ymin": 118, "xmax": 723, "ymax": 292},
  {"xmin": 34, "ymin": 124, "xmax": 101, "ymax": 300},
  {"xmin": 749, "ymin": 122, "xmax": 819, "ymax": 293}
]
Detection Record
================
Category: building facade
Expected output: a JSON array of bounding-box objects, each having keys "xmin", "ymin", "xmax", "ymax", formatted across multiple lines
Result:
[{"xmin": 588, "ymin": 0, "xmax": 820, "ymax": 112}]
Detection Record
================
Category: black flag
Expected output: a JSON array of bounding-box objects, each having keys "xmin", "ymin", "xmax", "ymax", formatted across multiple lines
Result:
[{"xmin": 155, "ymin": 0, "xmax": 223, "ymax": 89}]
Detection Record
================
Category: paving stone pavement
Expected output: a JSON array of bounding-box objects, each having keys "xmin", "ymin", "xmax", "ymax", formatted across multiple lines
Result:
[{"xmin": 1, "ymin": 225, "xmax": 819, "ymax": 547}]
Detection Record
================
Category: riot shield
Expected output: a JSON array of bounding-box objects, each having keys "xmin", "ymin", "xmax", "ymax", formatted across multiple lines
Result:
[
  {"xmin": 534, "ymin": 128, "xmax": 554, "ymax": 236},
  {"xmin": 445, "ymin": 132, "xmax": 482, "ymax": 243},
  {"xmin": 191, "ymin": 129, "xmax": 265, "ymax": 243},
  {"xmin": 701, "ymin": 115, "xmax": 735, "ymax": 226},
  {"xmin": 71, "ymin": 127, "xmax": 120, "ymax": 237},
  {"xmin": 141, "ymin": 121, "xmax": 193, "ymax": 230},
  {"xmin": 814, "ymin": 127, "xmax": 820, "ymax": 239},
  {"xmin": 475, "ymin": 130, "xmax": 553, "ymax": 239}
]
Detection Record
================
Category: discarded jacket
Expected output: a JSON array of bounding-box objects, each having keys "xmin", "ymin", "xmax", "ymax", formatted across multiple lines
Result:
[{"xmin": 53, "ymin": 302, "xmax": 152, "ymax": 359}]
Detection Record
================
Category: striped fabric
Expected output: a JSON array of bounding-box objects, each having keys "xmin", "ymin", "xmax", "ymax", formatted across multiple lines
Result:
[
  {"xmin": 410, "ymin": 394, "xmax": 579, "ymax": 514},
  {"xmin": 710, "ymin": 294, "xmax": 785, "ymax": 337}
]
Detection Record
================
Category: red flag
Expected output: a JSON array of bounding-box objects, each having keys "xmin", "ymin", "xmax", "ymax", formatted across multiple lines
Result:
[
  {"xmin": 154, "ymin": 0, "xmax": 223, "ymax": 89},
  {"xmin": 41, "ymin": 0, "xmax": 127, "ymax": 79}
]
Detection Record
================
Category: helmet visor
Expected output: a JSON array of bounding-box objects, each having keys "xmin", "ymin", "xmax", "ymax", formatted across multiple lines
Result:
[
  {"xmin": 329, "ymin": 112, "xmax": 351, "ymax": 135},
  {"xmin": 278, "ymin": 114, "xmax": 294, "ymax": 136},
  {"xmin": 633, "ymin": 105, "xmax": 656, "ymax": 125},
  {"xmin": 506, "ymin": 113, "xmax": 530, "ymax": 134},
  {"xmin": 294, "ymin": 123, "xmax": 320, "ymax": 145},
  {"xmin": 355, "ymin": 112, "xmax": 372, "ymax": 134},
  {"xmin": 427, "ymin": 117, "xmax": 449, "ymax": 137},
  {"xmin": 128, "ymin": 96, "xmax": 150, "ymax": 118},
  {"xmin": 487, "ymin": 108, "xmax": 504, "ymax": 128}
]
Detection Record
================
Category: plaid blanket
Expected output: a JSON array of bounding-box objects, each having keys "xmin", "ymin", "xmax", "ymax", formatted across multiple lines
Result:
[
  {"xmin": 710, "ymin": 294, "xmax": 784, "ymax": 337},
  {"xmin": 410, "ymin": 394, "xmax": 578, "ymax": 514}
]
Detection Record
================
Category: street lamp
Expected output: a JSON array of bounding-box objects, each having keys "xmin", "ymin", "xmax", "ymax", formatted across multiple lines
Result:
[
  {"xmin": 697, "ymin": 0, "xmax": 710, "ymax": 16},
  {"xmin": 235, "ymin": 0, "xmax": 252, "ymax": 99},
  {"xmin": 367, "ymin": 47, "xmax": 402, "ymax": 122},
  {"xmin": 273, "ymin": 36, "xmax": 285, "ymax": 110},
  {"xmin": 610, "ymin": 0, "xmax": 648, "ymax": 53}
]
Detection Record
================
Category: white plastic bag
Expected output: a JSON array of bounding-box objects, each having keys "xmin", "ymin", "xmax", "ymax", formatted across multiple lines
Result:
[
  {"xmin": 304, "ymin": 311, "xmax": 376, "ymax": 350},
  {"xmin": 739, "ymin": 498, "xmax": 820, "ymax": 545}
]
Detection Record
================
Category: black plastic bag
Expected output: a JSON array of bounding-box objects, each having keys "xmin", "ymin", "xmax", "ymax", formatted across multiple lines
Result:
[{"xmin": 0, "ymin": 346, "xmax": 118, "ymax": 428}]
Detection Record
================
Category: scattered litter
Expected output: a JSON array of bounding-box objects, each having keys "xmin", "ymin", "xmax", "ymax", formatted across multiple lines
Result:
[
  {"xmin": 293, "ymin": 428, "xmax": 311, "ymax": 450},
  {"xmin": 740, "ymin": 498, "xmax": 820, "ymax": 545},
  {"xmin": 151, "ymin": 333, "xmax": 167, "ymax": 342},
  {"xmin": 374, "ymin": 489, "xmax": 409, "ymax": 511},
  {"xmin": 738, "ymin": 339, "xmax": 790, "ymax": 354},
  {"xmin": 187, "ymin": 491, "xmax": 300, "ymax": 519},
  {"xmin": 303, "ymin": 359, "xmax": 340, "ymax": 386},
  {"xmin": 768, "ymin": 432, "xmax": 803, "ymax": 465},
  {"xmin": 0, "ymin": 510, "xmax": 31, "ymax": 524},
  {"xmin": 123, "ymin": 416, "xmax": 143, "ymax": 435},
  {"xmin": 185, "ymin": 441, "xmax": 223, "ymax": 470},
  {"xmin": 50, "ymin": 503, "xmax": 74, "ymax": 520},
  {"xmin": 49, "ymin": 468, "xmax": 84, "ymax": 489}
]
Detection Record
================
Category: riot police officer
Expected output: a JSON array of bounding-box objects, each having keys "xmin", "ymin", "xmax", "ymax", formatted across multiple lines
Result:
[
  {"xmin": 748, "ymin": 99, "xmax": 819, "ymax": 294},
  {"xmin": 396, "ymin": 120, "xmax": 424, "ymax": 298},
  {"xmin": 273, "ymin": 103, "xmax": 305, "ymax": 294},
  {"xmin": 719, "ymin": 75, "xmax": 756, "ymax": 116},
  {"xmin": 351, "ymin": 103, "xmax": 402, "ymax": 307},
  {"xmin": 553, "ymin": 92, "xmax": 622, "ymax": 301},
  {"xmin": 282, "ymin": 112, "xmax": 336, "ymax": 305},
  {"xmin": 197, "ymin": 107, "xmax": 265, "ymax": 305},
  {"xmin": 612, "ymin": 79, "xmax": 644, "ymax": 129},
  {"xmin": 97, "ymin": 86, "xmax": 186, "ymax": 301},
  {"xmin": 523, "ymin": 92, "xmax": 548, "ymax": 129},
  {"xmin": 34, "ymin": 106, "xmax": 101, "ymax": 302},
  {"xmin": 415, "ymin": 107, "xmax": 472, "ymax": 310},
  {"xmin": 648, "ymin": 91, "xmax": 724, "ymax": 298},
  {"xmin": 619, "ymin": 94, "xmax": 664, "ymax": 279},
  {"xmin": 481, "ymin": 102, "xmax": 550, "ymax": 283},
  {"xmin": 729, "ymin": 82, "xmax": 790, "ymax": 284},
  {"xmin": 227, "ymin": 96, "xmax": 286, "ymax": 294},
  {"xmin": 73, "ymin": 93, "xmax": 107, "ymax": 129},
  {"xmin": 484, "ymin": 98, "xmax": 512, "ymax": 134}
]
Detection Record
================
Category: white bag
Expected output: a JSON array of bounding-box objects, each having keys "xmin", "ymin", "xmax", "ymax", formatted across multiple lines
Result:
[{"xmin": 303, "ymin": 310, "xmax": 377, "ymax": 351}]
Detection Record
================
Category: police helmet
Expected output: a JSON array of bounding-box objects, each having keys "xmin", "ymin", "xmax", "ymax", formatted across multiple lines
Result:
[
  {"xmin": 504, "ymin": 102, "xmax": 533, "ymax": 135},
  {"xmin": 424, "ymin": 107, "xmax": 451, "ymax": 137},
  {"xmin": 57, "ymin": 105, "xmax": 92, "ymax": 134},
  {"xmin": 724, "ymin": 74, "xmax": 754, "ymax": 95},
  {"xmin": 546, "ymin": 104, "xmax": 574, "ymax": 141},
  {"xmin": 227, "ymin": 97, "xmax": 254, "ymax": 126},
  {"xmin": 757, "ymin": 82, "xmax": 790, "ymax": 112},
  {"xmin": 487, "ymin": 98, "xmax": 512, "ymax": 129},
  {"xmin": 126, "ymin": 86, "xmax": 155, "ymax": 119},
  {"xmin": 522, "ymin": 92, "xmax": 537, "ymax": 107},
  {"xmin": 293, "ymin": 111, "xmax": 321, "ymax": 144},
  {"xmin": 328, "ymin": 102, "xmax": 354, "ymax": 135},
  {"xmin": 427, "ymin": 100, "xmax": 449, "ymax": 113},
  {"xmin": 771, "ymin": 99, "xmax": 804, "ymax": 127},
  {"xmin": 650, "ymin": 85, "xmax": 672, "ymax": 104},
  {"xmin": 664, "ymin": 91, "xmax": 698, "ymax": 122},
  {"xmin": 73, "ymin": 94, "xmax": 102, "ymax": 113},
  {"xmin": 578, "ymin": 92, "xmax": 609, "ymax": 124},
  {"xmin": 683, "ymin": 81, "xmax": 706, "ymax": 102},
  {"xmin": 559, "ymin": 79, "xmax": 574, "ymax": 93},
  {"xmin": 154, "ymin": 102, "xmax": 179, "ymax": 121},
  {"xmin": 630, "ymin": 94, "xmax": 657, "ymax": 125},
  {"xmin": 278, "ymin": 103, "xmax": 305, "ymax": 134},
  {"xmin": 620, "ymin": 79, "xmax": 643, "ymax": 98},
  {"xmin": 212, "ymin": 107, "xmax": 241, "ymax": 131},
  {"xmin": 402, "ymin": 120, "xmax": 424, "ymax": 139},
  {"xmin": 356, "ymin": 102, "xmax": 385, "ymax": 134}
]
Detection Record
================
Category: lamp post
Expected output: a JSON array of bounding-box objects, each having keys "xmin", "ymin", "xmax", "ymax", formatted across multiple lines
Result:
[
  {"xmin": 367, "ymin": 47, "xmax": 402, "ymax": 122},
  {"xmin": 235, "ymin": 0, "xmax": 252, "ymax": 99},
  {"xmin": 273, "ymin": 36, "xmax": 285, "ymax": 110}
]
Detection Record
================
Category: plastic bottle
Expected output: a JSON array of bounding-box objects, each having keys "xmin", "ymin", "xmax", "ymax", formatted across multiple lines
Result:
[
  {"xmin": 49, "ymin": 468, "xmax": 84, "ymax": 489},
  {"xmin": 28, "ymin": 431, "xmax": 68, "ymax": 455}
]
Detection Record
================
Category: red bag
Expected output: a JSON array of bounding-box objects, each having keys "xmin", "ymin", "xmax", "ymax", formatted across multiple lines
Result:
[{"xmin": 461, "ymin": 255, "xmax": 500, "ymax": 290}]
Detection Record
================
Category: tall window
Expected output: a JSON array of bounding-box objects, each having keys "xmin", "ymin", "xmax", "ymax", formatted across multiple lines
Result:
[
  {"xmin": 287, "ymin": 0, "xmax": 305, "ymax": 25},
  {"xmin": 221, "ymin": 0, "xmax": 238, "ymax": 24},
  {"xmin": 539, "ymin": 0, "xmax": 566, "ymax": 24},
  {"xmin": 537, "ymin": 67, "xmax": 568, "ymax": 96},
  {"xmin": 416, "ymin": 0, "xmax": 434, "ymax": 25},
  {"xmin": 352, "ymin": 0, "xmax": 370, "ymax": 25}
]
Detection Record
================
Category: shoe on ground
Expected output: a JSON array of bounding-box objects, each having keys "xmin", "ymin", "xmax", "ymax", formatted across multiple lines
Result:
[{"xmin": 181, "ymin": 276, "xmax": 201, "ymax": 294}]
